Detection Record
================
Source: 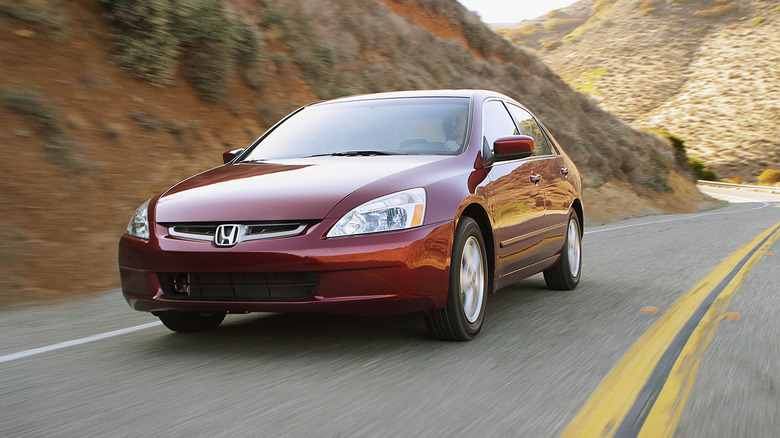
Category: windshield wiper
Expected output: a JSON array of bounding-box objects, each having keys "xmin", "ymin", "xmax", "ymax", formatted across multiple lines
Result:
[{"xmin": 305, "ymin": 150, "xmax": 403, "ymax": 158}]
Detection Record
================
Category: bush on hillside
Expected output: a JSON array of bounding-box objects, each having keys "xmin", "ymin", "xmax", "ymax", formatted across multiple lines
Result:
[
  {"xmin": 692, "ymin": 2, "xmax": 740, "ymax": 18},
  {"xmin": 757, "ymin": 169, "xmax": 780, "ymax": 186},
  {"xmin": 689, "ymin": 157, "xmax": 718, "ymax": 180},
  {"xmin": 543, "ymin": 18, "xmax": 586, "ymax": 32},
  {"xmin": 101, "ymin": 0, "xmax": 264, "ymax": 101},
  {"xmin": 101, "ymin": 0, "xmax": 180, "ymax": 84},
  {"xmin": 1, "ymin": 86, "xmax": 81, "ymax": 172},
  {"xmin": 592, "ymin": 0, "xmax": 616, "ymax": 14},
  {"xmin": 543, "ymin": 40, "xmax": 562, "ymax": 51},
  {"xmin": 640, "ymin": 0, "xmax": 665, "ymax": 15},
  {"xmin": 0, "ymin": 0, "xmax": 68, "ymax": 36},
  {"xmin": 174, "ymin": 0, "xmax": 236, "ymax": 102}
]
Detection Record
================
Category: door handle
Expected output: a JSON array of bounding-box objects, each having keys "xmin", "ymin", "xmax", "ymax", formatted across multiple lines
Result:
[
  {"xmin": 561, "ymin": 167, "xmax": 569, "ymax": 178},
  {"xmin": 530, "ymin": 173, "xmax": 542, "ymax": 186}
]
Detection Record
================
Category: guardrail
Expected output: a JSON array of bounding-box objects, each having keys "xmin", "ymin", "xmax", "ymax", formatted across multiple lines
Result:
[{"xmin": 697, "ymin": 180, "xmax": 780, "ymax": 194}]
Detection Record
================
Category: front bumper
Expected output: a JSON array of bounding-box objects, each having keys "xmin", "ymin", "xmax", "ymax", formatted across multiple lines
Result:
[{"xmin": 118, "ymin": 220, "xmax": 454, "ymax": 315}]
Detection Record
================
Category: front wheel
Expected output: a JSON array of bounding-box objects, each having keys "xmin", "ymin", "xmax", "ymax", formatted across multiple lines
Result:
[
  {"xmin": 425, "ymin": 217, "xmax": 488, "ymax": 341},
  {"xmin": 155, "ymin": 311, "xmax": 226, "ymax": 333},
  {"xmin": 543, "ymin": 210, "xmax": 582, "ymax": 290}
]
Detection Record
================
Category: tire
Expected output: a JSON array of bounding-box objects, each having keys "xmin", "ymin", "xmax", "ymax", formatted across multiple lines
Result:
[
  {"xmin": 155, "ymin": 311, "xmax": 226, "ymax": 333},
  {"xmin": 543, "ymin": 210, "xmax": 582, "ymax": 290},
  {"xmin": 425, "ymin": 217, "xmax": 488, "ymax": 341}
]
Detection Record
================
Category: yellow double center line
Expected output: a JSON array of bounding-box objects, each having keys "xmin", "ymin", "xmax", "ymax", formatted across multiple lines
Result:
[{"xmin": 563, "ymin": 222, "xmax": 780, "ymax": 438}]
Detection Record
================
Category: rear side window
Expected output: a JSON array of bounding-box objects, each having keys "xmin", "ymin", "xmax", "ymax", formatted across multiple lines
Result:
[
  {"xmin": 506, "ymin": 104, "xmax": 552, "ymax": 156},
  {"xmin": 482, "ymin": 101, "xmax": 519, "ymax": 153}
]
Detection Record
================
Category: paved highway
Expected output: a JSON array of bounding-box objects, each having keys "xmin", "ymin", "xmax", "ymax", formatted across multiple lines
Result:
[{"xmin": 1, "ymin": 186, "xmax": 778, "ymax": 437}]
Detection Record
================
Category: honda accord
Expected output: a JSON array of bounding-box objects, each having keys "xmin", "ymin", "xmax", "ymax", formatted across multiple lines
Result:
[{"xmin": 118, "ymin": 89, "xmax": 583, "ymax": 340}]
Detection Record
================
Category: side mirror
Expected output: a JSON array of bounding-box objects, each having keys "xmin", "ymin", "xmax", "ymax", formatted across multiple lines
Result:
[
  {"xmin": 223, "ymin": 148, "xmax": 245, "ymax": 164},
  {"xmin": 493, "ymin": 135, "xmax": 534, "ymax": 160}
]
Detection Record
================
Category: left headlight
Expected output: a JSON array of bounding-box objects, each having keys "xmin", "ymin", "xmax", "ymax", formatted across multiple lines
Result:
[
  {"xmin": 126, "ymin": 199, "xmax": 151, "ymax": 240},
  {"xmin": 327, "ymin": 188, "xmax": 426, "ymax": 238}
]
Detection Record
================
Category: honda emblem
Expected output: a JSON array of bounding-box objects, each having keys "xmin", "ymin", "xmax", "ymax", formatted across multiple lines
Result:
[{"xmin": 214, "ymin": 224, "xmax": 240, "ymax": 247}]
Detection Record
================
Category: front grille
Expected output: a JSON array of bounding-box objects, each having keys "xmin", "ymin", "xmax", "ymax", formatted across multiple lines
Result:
[
  {"xmin": 166, "ymin": 222, "xmax": 308, "ymax": 243},
  {"xmin": 158, "ymin": 272, "xmax": 316, "ymax": 300}
]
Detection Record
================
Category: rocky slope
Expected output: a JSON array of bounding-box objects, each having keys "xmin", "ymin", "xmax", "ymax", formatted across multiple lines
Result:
[
  {"xmin": 502, "ymin": 0, "xmax": 780, "ymax": 180},
  {"xmin": 0, "ymin": 0, "xmax": 712, "ymax": 304}
]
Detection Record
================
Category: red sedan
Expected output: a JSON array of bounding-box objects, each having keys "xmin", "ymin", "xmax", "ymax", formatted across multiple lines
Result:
[{"xmin": 119, "ymin": 90, "xmax": 583, "ymax": 340}]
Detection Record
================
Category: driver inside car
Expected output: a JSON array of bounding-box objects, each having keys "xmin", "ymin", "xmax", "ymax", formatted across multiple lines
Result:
[{"xmin": 443, "ymin": 108, "xmax": 468, "ymax": 152}]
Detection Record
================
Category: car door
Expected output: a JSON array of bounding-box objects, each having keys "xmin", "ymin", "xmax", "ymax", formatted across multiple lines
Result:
[
  {"xmin": 483, "ymin": 100, "xmax": 547, "ymax": 278},
  {"xmin": 506, "ymin": 104, "xmax": 570, "ymax": 259}
]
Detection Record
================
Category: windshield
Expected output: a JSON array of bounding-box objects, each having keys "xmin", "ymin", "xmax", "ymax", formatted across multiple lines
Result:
[{"xmin": 241, "ymin": 97, "xmax": 471, "ymax": 161}]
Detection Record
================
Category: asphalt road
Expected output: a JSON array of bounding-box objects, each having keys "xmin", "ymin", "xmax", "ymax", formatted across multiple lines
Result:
[{"xmin": 1, "ymin": 186, "xmax": 778, "ymax": 437}]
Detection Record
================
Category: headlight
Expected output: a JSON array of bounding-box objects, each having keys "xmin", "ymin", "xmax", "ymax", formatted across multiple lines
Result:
[
  {"xmin": 126, "ymin": 199, "xmax": 151, "ymax": 240},
  {"xmin": 327, "ymin": 188, "xmax": 426, "ymax": 238}
]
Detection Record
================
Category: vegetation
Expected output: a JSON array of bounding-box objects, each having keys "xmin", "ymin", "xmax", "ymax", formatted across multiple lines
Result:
[
  {"xmin": 543, "ymin": 18, "xmax": 585, "ymax": 32},
  {"xmin": 573, "ymin": 68, "xmax": 607, "ymax": 96},
  {"xmin": 543, "ymin": 40, "xmax": 562, "ymax": 51},
  {"xmin": 1, "ymin": 86, "xmax": 80, "ymax": 172},
  {"xmin": 757, "ymin": 169, "xmax": 780, "ymax": 186},
  {"xmin": 647, "ymin": 129, "xmax": 720, "ymax": 181},
  {"xmin": 592, "ymin": 0, "xmax": 616, "ymax": 14},
  {"xmin": 689, "ymin": 157, "xmax": 718, "ymax": 180},
  {"xmin": 174, "ymin": 0, "xmax": 237, "ymax": 101},
  {"xmin": 0, "ymin": 0, "xmax": 68, "ymax": 37},
  {"xmin": 639, "ymin": 0, "xmax": 665, "ymax": 15},
  {"xmin": 100, "ymin": 0, "xmax": 263, "ymax": 101},
  {"xmin": 692, "ymin": 2, "xmax": 740, "ymax": 19}
]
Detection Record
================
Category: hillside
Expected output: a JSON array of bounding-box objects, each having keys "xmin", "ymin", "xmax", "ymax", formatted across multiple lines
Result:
[
  {"xmin": 501, "ymin": 0, "xmax": 780, "ymax": 181},
  {"xmin": 0, "ymin": 0, "xmax": 713, "ymax": 305}
]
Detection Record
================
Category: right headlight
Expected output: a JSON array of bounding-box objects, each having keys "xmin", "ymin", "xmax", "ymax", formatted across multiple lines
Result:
[
  {"xmin": 126, "ymin": 199, "xmax": 151, "ymax": 240},
  {"xmin": 327, "ymin": 188, "xmax": 426, "ymax": 238}
]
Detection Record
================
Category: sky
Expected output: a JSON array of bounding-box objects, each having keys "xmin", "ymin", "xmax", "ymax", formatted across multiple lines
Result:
[{"xmin": 456, "ymin": 0, "xmax": 581, "ymax": 24}]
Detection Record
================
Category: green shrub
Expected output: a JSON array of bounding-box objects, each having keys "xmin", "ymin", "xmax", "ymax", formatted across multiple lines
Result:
[
  {"xmin": 101, "ymin": 0, "xmax": 180, "ymax": 84},
  {"xmin": 752, "ymin": 17, "xmax": 766, "ymax": 25},
  {"xmin": 1, "ymin": 86, "xmax": 58, "ymax": 130},
  {"xmin": 546, "ymin": 9, "xmax": 567, "ymax": 19},
  {"xmin": 543, "ymin": 18, "xmax": 585, "ymax": 32},
  {"xmin": 174, "ymin": 0, "xmax": 237, "ymax": 102},
  {"xmin": 689, "ymin": 157, "xmax": 718, "ymax": 180},
  {"xmin": 507, "ymin": 24, "xmax": 539, "ymax": 38},
  {"xmin": 692, "ymin": 2, "xmax": 740, "ymax": 18},
  {"xmin": 593, "ymin": 0, "xmax": 616, "ymax": 14},
  {"xmin": 463, "ymin": 22, "xmax": 495, "ymax": 57},
  {"xmin": 640, "ymin": 0, "xmax": 664, "ymax": 15},
  {"xmin": 0, "ymin": 0, "xmax": 68, "ymax": 37},
  {"xmin": 1, "ymin": 86, "xmax": 80, "ymax": 171},
  {"xmin": 543, "ymin": 40, "xmax": 562, "ymax": 51},
  {"xmin": 102, "ymin": 0, "xmax": 266, "ymax": 101},
  {"xmin": 757, "ymin": 169, "xmax": 780, "ymax": 186}
]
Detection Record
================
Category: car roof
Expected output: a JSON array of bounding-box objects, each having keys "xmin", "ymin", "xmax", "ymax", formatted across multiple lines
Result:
[{"xmin": 310, "ymin": 89, "xmax": 514, "ymax": 106}]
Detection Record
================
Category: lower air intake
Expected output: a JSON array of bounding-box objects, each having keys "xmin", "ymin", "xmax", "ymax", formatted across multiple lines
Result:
[{"xmin": 158, "ymin": 272, "xmax": 316, "ymax": 300}]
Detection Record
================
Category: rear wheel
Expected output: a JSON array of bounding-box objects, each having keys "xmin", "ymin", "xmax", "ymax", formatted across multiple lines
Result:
[
  {"xmin": 543, "ymin": 210, "xmax": 582, "ymax": 290},
  {"xmin": 155, "ymin": 311, "xmax": 226, "ymax": 333},
  {"xmin": 425, "ymin": 217, "xmax": 488, "ymax": 341}
]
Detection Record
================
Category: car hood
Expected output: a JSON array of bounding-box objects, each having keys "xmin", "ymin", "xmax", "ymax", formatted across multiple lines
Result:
[{"xmin": 154, "ymin": 157, "xmax": 442, "ymax": 222}]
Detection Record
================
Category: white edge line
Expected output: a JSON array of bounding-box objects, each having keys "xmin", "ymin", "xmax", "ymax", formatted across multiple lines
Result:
[
  {"xmin": 0, "ymin": 321, "xmax": 163, "ymax": 364},
  {"xmin": 585, "ymin": 198, "xmax": 770, "ymax": 235}
]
